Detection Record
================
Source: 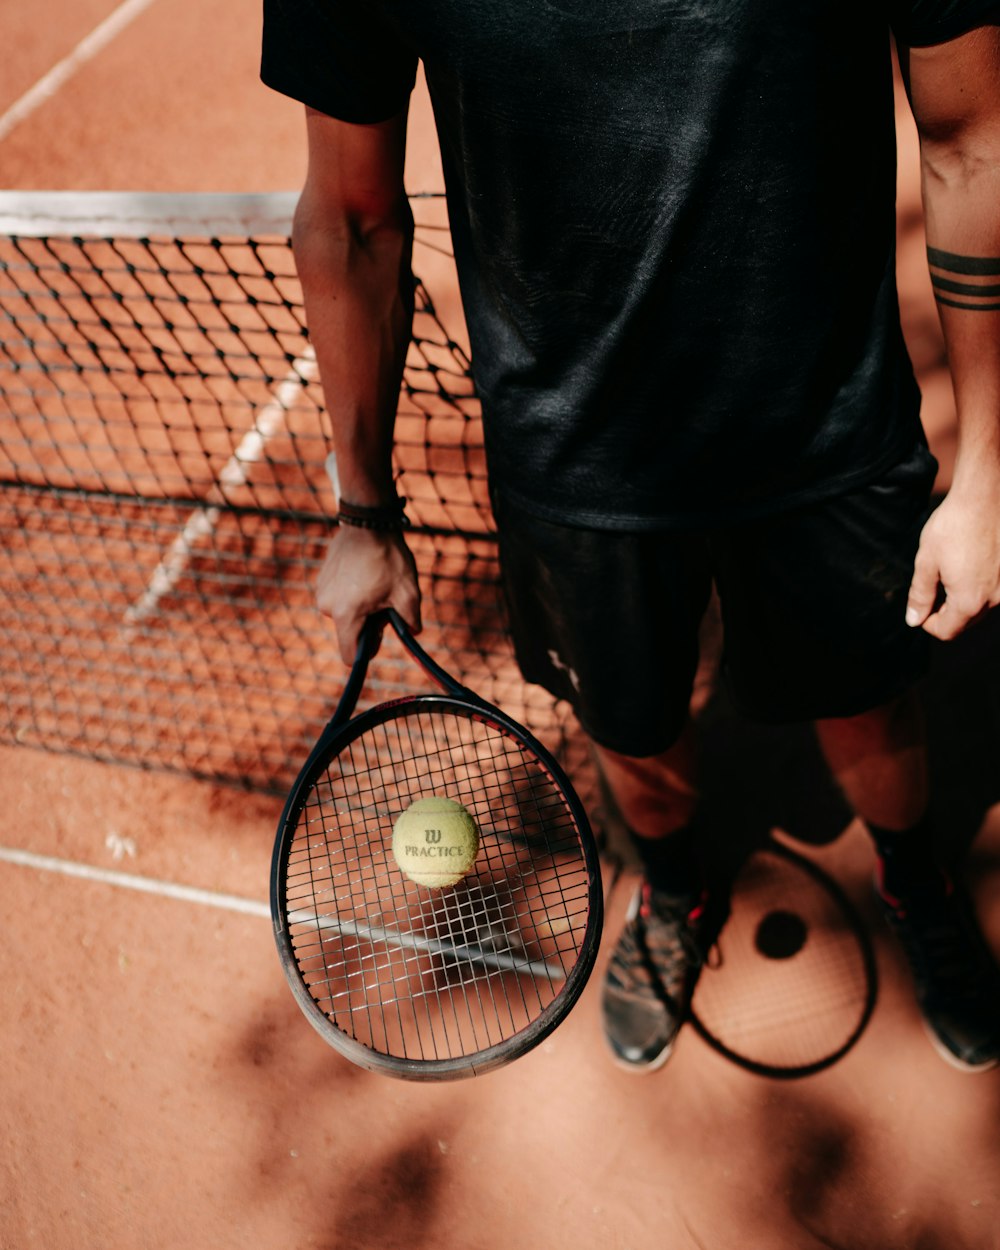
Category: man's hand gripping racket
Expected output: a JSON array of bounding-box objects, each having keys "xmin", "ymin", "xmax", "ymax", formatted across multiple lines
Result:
[{"xmin": 270, "ymin": 609, "xmax": 603, "ymax": 1080}]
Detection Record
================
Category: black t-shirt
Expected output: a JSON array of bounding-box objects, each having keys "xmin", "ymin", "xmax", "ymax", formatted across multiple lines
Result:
[{"xmin": 262, "ymin": 0, "xmax": 1000, "ymax": 529}]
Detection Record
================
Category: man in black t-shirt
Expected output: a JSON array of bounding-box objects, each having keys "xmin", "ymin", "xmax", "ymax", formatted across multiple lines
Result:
[{"xmin": 262, "ymin": 2, "xmax": 1000, "ymax": 1071}]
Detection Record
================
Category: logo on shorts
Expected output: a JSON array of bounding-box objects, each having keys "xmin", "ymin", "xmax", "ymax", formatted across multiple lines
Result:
[{"xmin": 547, "ymin": 649, "xmax": 581, "ymax": 692}]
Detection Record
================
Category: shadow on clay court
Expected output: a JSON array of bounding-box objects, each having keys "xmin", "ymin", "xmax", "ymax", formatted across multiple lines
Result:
[
  {"xmin": 224, "ymin": 604, "xmax": 1000, "ymax": 1249},
  {"xmin": 224, "ymin": 988, "xmax": 464, "ymax": 1248}
]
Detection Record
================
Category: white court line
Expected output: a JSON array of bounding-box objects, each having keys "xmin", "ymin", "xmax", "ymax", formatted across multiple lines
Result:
[
  {"xmin": 0, "ymin": 0, "xmax": 160, "ymax": 144},
  {"xmin": 122, "ymin": 347, "xmax": 318, "ymax": 630},
  {"xmin": 0, "ymin": 844, "xmax": 269, "ymax": 918},
  {"xmin": 0, "ymin": 844, "xmax": 565, "ymax": 978}
]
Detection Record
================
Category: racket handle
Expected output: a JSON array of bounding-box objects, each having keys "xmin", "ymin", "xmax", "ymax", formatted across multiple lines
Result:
[
  {"xmin": 338, "ymin": 609, "xmax": 477, "ymax": 712},
  {"xmin": 384, "ymin": 608, "xmax": 478, "ymax": 701},
  {"xmin": 330, "ymin": 614, "xmax": 385, "ymax": 728}
]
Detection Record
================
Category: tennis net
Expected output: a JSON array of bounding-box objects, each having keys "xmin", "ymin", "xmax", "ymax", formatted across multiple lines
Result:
[{"xmin": 0, "ymin": 190, "xmax": 594, "ymax": 803}]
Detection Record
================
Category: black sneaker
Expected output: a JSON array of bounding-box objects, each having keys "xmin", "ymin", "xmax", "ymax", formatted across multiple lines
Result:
[
  {"xmin": 601, "ymin": 881, "xmax": 729, "ymax": 1072},
  {"xmin": 876, "ymin": 870, "xmax": 1000, "ymax": 1072}
]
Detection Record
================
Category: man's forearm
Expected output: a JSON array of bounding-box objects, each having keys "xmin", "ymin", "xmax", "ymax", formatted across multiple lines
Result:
[{"xmin": 292, "ymin": 184, "xmax": 415, "ymax": 506}]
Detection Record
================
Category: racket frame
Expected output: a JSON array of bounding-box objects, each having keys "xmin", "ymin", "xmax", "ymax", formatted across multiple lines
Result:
[{"xmin": 270, "ymin": 611, "xmax": 603, "ymax": 1080}]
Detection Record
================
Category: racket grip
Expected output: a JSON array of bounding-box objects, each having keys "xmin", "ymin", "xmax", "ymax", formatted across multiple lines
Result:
[
  {"xmin": 384, "ymin": 608, "xmax": 477, "ymax": 700},
  {"xmin": 331, "ymin": 614, "xmax": 385, "ymax": 727}
]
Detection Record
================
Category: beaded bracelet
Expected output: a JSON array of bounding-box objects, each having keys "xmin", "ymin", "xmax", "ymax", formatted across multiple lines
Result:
[{"xmin": 335, "ymin": 496, "xmax": 410, "ymax": 532}]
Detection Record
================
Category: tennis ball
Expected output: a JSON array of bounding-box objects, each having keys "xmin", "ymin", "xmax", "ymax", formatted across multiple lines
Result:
[{"xmin": 391, "ymin": 796, "xmax": 479, "ymax": 890}]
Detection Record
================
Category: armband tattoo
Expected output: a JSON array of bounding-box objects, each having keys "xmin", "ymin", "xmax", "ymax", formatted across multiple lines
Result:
[{"xmin": 927, "ymin": 247, "xmax": 1000, "ymax": 312}]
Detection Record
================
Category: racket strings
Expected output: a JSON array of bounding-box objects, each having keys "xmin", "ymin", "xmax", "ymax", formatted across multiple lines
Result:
[{"xmin": 283, "ymin": 705, "xmax": 592, "ymax": 1063}]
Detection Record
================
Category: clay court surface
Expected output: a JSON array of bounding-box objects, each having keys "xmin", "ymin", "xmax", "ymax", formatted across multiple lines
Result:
[{"xmin": 2, "ymin": 4, "xmax": 1000, "ymax": 1248}]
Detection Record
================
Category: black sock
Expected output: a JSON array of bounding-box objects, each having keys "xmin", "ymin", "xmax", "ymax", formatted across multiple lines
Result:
[
  {"xmin": 869, "ymin": 814, "xmax": 946, "ymax": 899},
  {"xmin": 629, "ymin": 823, "xmax": 703, "ymax": 899}
]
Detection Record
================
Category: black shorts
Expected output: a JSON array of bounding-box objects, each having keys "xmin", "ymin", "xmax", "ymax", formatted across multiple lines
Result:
[{"xmin": 495, "ymin": 440, "xmax": 938, "ymax": 757}]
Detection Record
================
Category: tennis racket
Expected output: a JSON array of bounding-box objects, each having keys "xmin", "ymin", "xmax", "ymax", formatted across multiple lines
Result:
[{"xmin": 270, "ymin": 608, "xmax": 603, "ymax": 1080}]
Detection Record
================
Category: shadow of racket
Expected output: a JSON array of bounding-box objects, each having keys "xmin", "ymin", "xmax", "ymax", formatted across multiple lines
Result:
[{"xmin": 689, "ymin": 837, "xmax": 878, "ymax": 1078}]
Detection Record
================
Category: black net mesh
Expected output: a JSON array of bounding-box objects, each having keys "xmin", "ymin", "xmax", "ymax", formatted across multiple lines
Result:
[{"xmin": 0, "ymin": 192, "xmax": 595, "ymax": 806}]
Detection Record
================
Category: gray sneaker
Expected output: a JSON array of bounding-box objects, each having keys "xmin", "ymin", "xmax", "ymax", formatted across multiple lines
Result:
[{"xmin": 602, "ymin": 881, "xmax": 728, "ymax": 1071}]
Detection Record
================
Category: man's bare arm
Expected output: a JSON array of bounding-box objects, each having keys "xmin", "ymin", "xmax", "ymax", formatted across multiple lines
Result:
[
  {"xmin": 293, "ymin": 106, "xmax": 421, "ymax": 660},
  {"xmin": 900, "ymin": 25, "xmax": 1000, "ymax": 639}
]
